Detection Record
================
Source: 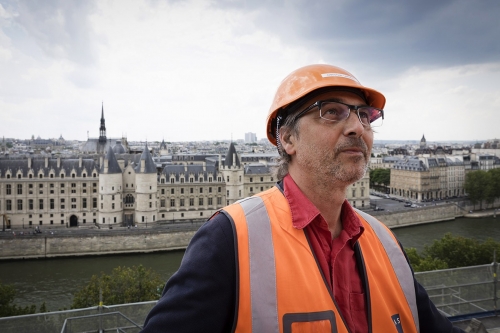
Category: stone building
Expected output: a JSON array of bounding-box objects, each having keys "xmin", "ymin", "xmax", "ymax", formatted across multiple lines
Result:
[
  {"xmin": 1, "ymin": 140, "xmax": 373, "ymax": 229},
  {"xmin": 390, "ymin": 156, "xmax": 465, "ymax": 201}
]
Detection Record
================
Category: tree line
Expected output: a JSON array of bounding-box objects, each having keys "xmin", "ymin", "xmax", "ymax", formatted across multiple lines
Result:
[{"xmin": 464, "ymin": 169, "xmax": 500, "ymax": 209}]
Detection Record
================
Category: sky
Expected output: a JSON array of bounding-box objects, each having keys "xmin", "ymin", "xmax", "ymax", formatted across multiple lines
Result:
[{"xmin": 0, "ymin": 0, "xmax": 499, "ymax": 143}]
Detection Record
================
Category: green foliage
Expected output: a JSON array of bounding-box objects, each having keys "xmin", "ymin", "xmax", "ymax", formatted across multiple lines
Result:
[
  {"xmin": 0, "ymin": 281, "xmax": 37, "ymax": 318},
  {"xmin": 405, "ymin": 247, "xmax": 448, "ymax": 272},
  {"xmin": 464, "ymin": 169, "xmax": 500, "ymax": 208},
  {"xmin": 369, "ymin": 168, "xmax": 391, "ymax": 187},
  {"xmin": 407, "ymin": 233, "xmax": 500, "ymax": 272},
  {"xmin": 71, "ymin": 265, "xmax": 164, "ymax": 308}
]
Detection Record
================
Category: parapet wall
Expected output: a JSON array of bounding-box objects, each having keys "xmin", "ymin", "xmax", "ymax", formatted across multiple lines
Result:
[
  {"xmin": 0, "ymin": 230, "xmax": 196, "ymax": 260},
  {"xmin": 371, "ymin": 203, "xmax": 463, "ymax": 228}
]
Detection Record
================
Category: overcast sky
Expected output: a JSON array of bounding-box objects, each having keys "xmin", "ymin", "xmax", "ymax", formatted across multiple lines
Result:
[{"xmin": 1, "ymin": 0, "xmax": 499, "ymax": 143}]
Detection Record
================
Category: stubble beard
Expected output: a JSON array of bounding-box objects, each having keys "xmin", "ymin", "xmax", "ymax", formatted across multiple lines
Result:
[{"xmin": 297, "ymin": 137, "xmax": 370, "ymax": 189}]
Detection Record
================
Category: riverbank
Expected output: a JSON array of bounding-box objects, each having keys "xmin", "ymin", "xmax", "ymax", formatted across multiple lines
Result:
[{"xmin": 0, "ymin": 203, "xmax": 493, "ymax": 260}]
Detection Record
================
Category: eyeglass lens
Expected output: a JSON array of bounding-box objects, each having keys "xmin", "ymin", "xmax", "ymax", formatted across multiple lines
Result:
[{"xmin": 319, "ymin": 102, "xmax": 383, "ymax": 127}]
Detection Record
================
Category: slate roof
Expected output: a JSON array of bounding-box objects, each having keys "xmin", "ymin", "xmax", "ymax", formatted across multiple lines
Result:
[
  {"xmin": 0, "ymin": 157, "xmax": 99, "ymax": 178},
  {"xmin": 244, "ymin": 163, "xmax": 271, "ymax": 174},
  {"xmin": 224, "ymin": 142, "xmax": 240, "ymax": 167},
  {"xmin": 393, "ymin": 157, "xmax": 427, "ymax": 171},
  {"xmin": 135, "ymin": 144, "xmax": 156, "ymax": 174},
  {"xmin": 112, "ymin": 141, "xmax": 126, "ymax": 154},
  {"xmin": 161, "ymin": 164, "xmax": 219, "ymax": 182},
  {"xmin": 100, "ymin": 146, "xmax": 122, "ymax": 174}
]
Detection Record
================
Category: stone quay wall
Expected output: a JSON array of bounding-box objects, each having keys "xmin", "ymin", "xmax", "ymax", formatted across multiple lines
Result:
[
  {"xmin": 370, "ymin": 203, "xmax": 464, "ymax": 228},
  {"xmin": 0, "ymin": 230, "xmax": 196, "ymax": 260}
]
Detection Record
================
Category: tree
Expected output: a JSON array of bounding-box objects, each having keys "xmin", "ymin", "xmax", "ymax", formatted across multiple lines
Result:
[
  {"xmin": 406, "ymin": 233, "xmax": 500, "ymax": 272},
  {"xmin": 464, "ymin": 170, "xmax": 490, "ymax": 209},
  {"xmin": 71, "ymin": 265, "xmax": 164, "ymax": 308},
  {"xmin": 0, "ymin": 281, "xmax": 37, "ymax": 317},
  {"xmin": 369, "ymin": 168, "xmax": 391, "ymax": 192}
]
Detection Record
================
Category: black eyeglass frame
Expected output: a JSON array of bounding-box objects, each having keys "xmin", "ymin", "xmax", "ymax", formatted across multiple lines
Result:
[{"xmin": 292, "ymin": 100, "xmax": 384, "ymax": 127}]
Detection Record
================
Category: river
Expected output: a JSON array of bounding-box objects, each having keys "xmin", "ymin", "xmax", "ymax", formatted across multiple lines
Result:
[{"xmin": 1, "ymin": 216, "xmax": 500, "ymax": 312}]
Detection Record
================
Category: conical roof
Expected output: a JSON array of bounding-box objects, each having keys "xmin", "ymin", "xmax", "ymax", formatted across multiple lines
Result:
[
  {"xmin": 224, "ymin": 142, "xmax": 240, "ymax": 167},
  {"xmin": 100, "ymin": 145, "xmax": 122, "ymax": 174},
  {"xmin": 135, "ymin": 143, "xmax": 156, "ymax": 174}
]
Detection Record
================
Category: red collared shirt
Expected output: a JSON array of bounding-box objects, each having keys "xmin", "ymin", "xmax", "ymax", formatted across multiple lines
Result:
[{"xmin": 283, "ymin": 174, "xmax": 368, "ymax": 333}]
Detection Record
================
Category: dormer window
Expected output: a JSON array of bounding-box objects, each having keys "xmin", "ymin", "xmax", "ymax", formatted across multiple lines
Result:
[
  {"xmin": 71, "ymin": 173, "xmax": 75, "ymax": 178},
  {"xmin": 39, "ymin": 174, "xmax": 43, "ymax": 179}
]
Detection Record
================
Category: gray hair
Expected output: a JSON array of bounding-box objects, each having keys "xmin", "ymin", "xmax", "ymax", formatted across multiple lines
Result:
[{"xmin": 273, "ymin": 113, "xmax": 302, "ymax": 181}]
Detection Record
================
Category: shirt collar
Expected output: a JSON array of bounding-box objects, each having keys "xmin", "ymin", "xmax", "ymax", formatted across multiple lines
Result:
[{"xmin": 282, "ymin": 173, "xmax": 364, "ymax": 240}]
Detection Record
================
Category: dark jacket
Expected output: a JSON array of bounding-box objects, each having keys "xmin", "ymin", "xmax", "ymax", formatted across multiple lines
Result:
[{"xmin": 141, "ymin": 212, "xmax": 464, "ymax": 332}]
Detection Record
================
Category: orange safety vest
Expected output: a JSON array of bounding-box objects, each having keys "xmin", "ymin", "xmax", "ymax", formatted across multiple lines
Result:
[{"xmin": 222, "ymin": 186, "xmax": 419, "ymax": 333}]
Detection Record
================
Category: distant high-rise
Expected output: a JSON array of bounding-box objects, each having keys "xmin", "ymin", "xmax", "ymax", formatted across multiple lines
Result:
[{"xmin": 245, "ymin": 132, "xmax": 257, "ymax": 143}]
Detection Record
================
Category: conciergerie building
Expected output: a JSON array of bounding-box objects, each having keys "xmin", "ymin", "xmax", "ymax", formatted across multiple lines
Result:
[{"xmin": 0, "ymin": 110, "xmax": 370, "ymax": 229}]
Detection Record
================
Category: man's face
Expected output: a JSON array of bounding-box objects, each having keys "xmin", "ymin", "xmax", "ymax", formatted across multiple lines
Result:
[{"xmin": 282, "ymin": 90, "xmax": 374, "ymax": 188}]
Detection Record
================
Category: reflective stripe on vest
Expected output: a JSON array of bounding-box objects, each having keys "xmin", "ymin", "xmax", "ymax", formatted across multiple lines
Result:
[
  {"xmin": 355, "ymin": 208, "xmax": 420, "ymax": 332},
  {"xmin": 239, "ymin": 196, "xmax": 279, "ymax": 333}
]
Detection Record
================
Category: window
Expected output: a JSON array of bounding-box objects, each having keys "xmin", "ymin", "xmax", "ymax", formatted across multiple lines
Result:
[
  {"xmin": 29, "ymin": 199, "xmax": 33, "ymax": 210},
  {"xmin": 352, "ymin": 189, "xmax": 356, "ymax": 197},
  {"xmin": 50, "ymin": 199, "xmax": 54, "ymax": 209},
  {"xmin": 170, "ymin": 199, "xmax": 175, "ymax": 207},
  {"xmin": 39, "ymin": 199, "xmax": 43, "ymax": 210},
  {"xmin": 200, "ymin": 188, "xmax": 203, "ymax": 194},
  {"xmin": 180, "ymin": 199, "xmax": 185, "ymax": 207},
  {"xmin": 61, "ymin": 174, "xmax": 64, "ymax": 178},
  {"xmin": 227, "ymin": 176, "xmax": 229, "ymax": 182},
  {"xmin": 209, "ymin": 177, "xmax": 212, "ymax": 182},
  {"xmin": 208, "ymin": 197, "xmax": 213, "ymax": 205},
  {"xmin": 217, "ymin": 197, "xmax": 222, "ymax": 205},
  {"xmin": 227, "ymin": 190, "xmax": 229, "ymax": 196},
  {"xmin": 72, "ymin": 174, "xmax": 75, "ymax": 178},
  {"xmin": 149, "ymin": 194, "xmax": 152, "ymax": 199},
  {"xmin": 250, "ymin": 187, "xmax": 253, "ymax": 192},
  {"xmin": 199, "ymin": 198, "xmax": 203, "ymax": 205},
  {"xmin": 361, "ymin": 189, "xmax": 364, "ymax": 196},
  {"xmin": 218, "ymin": 187, "xmax": 221, "ymax": 193},
  {"xmin": 189, "ymin": 198, "xmax": 194, "ymax": 206},
  {"xmin": 190, "ymin": 188, "xmax": 193, "ymax": 194},
  {"xmin": 161, "ymin": 189, "xmax": 165, "ymax": 194},
  {"xmin": 17, "ymin": 184, "xmax": 22, "ymax": 195},
  {"xmin": 181, "ymin": 188, "xmax": 184, "ymax": 194},
  {"xmin": 180, "ymin": 178, "xmax": 184, "ymax": 183},
  {"xmin": 171, "ymin": 178, "xmax": 174, "ymax": 184},
  {"xmin": 209, "ymin": 187, "xmax": 212, "ymax": 193},
  {"xmin": 17, "ymin": 199, "xmax": 22, "ymax": 210},
  {"xmin": 250, "ymin": 177, "xmax": 253, "ymax": 182},
  {"xmin": 71, "ymin": 183, "xmax": 76, "ymax": 188},
  {"xmin": 112, "ymin": 195, "xmax": 115, "ymax": 200},
  {"xmin": 93, "ymin": 198, "xmax": 97, "ymax": 208},
  {"xmin": 6, "ymin": 200, "xmax": 11, "ymax": 211},
  {"xmin": 112, "ymin": 203, "xmax": 115, "ymax": 209},
  {"xmin": 171, "ymin": 188, "xmax": 174, "ymax": 194},
  {"xmin": 149, "ymin": 202, "xmax": 152, "ymax": 208},
  {"xmin": 6, "ymin": 184, "xmax": 11, "ymax": 195},
  {"xmin": 189, "ymin": 178, "xmax": 194, "ymax": 183},
  {"xmin": 260, "ymin": 177, "xmax": 264, "ymax": 182},
  {"xmin": 160, "ymin": 199, "xmax": 165, "ymax": 207}
]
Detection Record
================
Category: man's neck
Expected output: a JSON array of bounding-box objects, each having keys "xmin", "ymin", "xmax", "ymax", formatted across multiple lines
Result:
[{"xmin": 288, "ymin": 170, "xmax": 349, "ymax": 239}]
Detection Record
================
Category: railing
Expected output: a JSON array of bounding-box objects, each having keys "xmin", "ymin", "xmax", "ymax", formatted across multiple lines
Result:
[{"xmin": 1, "ymin": 264, "xmax": 500, "ymax": 331}]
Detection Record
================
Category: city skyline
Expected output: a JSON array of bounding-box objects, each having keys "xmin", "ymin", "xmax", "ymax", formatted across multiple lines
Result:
[{"xmin": 1, "ymin": 1, "xmax": 499, "ymax": 142}]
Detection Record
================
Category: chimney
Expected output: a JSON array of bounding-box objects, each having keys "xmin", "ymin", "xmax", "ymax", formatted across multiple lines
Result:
[
  {"xmin": 79, "ymin": 156, "xmax": 82, "ymax": 168},
  {"xmin": 28, "ymin": 157, "xmax": 32, "ymax": 169},
  {"xmin": 57, "ymin": 156, "xmax": 61, "ymax": 168},
  {"xmin": 141, "ymin": 159, "xmax": 145, "ymax": 172},
  {"xmin": 233, "ymin": 153, "xmax": 236, "ymax": 167},
  {"xmin": 218, "ymin": 154, "xmax": 222, "ymax": 169},
  {"xmin": 203, "ymin": 161, "xmax": 206, "ymax": 172},
  {"xmin": 104, "ymin": 159, "xmax": 109, "ymax": 173},
  {"xmin": 45, "ymin": 157, "xmax": 48, "ymax": 168}
]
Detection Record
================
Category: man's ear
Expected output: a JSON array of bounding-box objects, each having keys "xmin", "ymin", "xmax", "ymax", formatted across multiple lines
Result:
[{"xmin": 280, "ymin": 128, "xmax": 296, "ymax": 156}]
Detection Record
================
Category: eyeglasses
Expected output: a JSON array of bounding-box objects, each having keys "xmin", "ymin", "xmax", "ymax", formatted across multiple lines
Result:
[{"xmin": 293, "ymin": 100, "xmax": 384, "ymax": 127}]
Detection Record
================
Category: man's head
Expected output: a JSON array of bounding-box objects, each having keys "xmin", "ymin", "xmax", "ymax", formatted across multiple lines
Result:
[{"xmin": 268, "ymin": 64, "xmax": 386, "ymax": 184}]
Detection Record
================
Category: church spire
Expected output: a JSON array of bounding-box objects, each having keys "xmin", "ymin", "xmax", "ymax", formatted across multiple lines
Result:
[{"xmin": 99, "ymin": 102, "xmax": 107, "ymax": 144}]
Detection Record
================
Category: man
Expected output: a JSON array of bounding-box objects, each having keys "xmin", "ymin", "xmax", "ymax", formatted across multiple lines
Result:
[{"xmin": 141, "ymin": 64, "xmax": 464, "ymax": 332}]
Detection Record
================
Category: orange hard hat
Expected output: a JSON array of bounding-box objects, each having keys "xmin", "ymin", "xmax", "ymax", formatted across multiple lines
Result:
[{"xmin": 266, "ymin": 64, "xmax": 386, "ymax": 145}]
